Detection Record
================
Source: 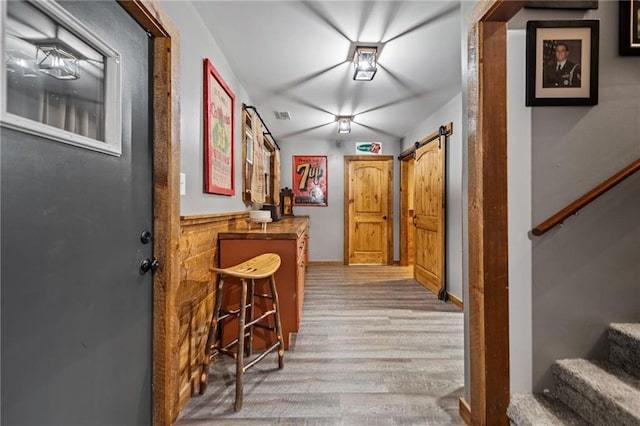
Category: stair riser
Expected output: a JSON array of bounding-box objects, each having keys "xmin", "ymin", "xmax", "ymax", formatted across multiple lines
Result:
[
  {"xmin": 555, "ymin": 376, "xmax": 639, "ymax": 426},
  {"xmin": 610, "ymin": 342, "xmax": 640, "ymax": 379}
]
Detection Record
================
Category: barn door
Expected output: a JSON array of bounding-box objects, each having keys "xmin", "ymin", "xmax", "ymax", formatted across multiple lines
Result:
[
  {"xmin": 344, "ymin": 156, "xmax": 393, "ymax": 265},
  {"xmin": 413, "ymin": 138, "xmax": 446, "ymax": 297}
]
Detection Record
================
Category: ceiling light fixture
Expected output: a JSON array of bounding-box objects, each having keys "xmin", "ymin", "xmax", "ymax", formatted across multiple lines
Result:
[
  {"xmin": 353, "ymin": 46, "xmax": 377, "ymax": 81},
  {"xmin": 33, "ymin": 39, "xmax": 82, "ymax": 80},
  {"xmin": 337, "ymin": 116, "xmax": 351, "ymax": 134}
]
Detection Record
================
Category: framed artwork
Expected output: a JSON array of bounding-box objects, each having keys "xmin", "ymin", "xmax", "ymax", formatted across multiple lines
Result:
[
  {"xmin": 619, "ymin": 0, "xmax": 640, "ymax": 55},
  {"xmin": 203, "ymin": 58, "xmax": 235, "ymax": 195},
  {"xmin": 526, "ymin": 20, "xmax": 599, "ymax": 106},
  {"xmin": 525, "ymin": 1, "xmax": 598, "ymax": 9},
  {"xmin": 292, "ymin": 155, "xmax": 328, "ymax": 206}
]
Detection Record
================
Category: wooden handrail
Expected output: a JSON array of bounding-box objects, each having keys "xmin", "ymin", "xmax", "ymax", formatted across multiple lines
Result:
[{"xmin": 532, "ymin": 158, "xmax": 640, "ymax": 236}]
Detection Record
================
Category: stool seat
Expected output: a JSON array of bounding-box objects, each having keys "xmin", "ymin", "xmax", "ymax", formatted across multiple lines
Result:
[
  {"xmin": 201, "ymin": 252, "xmax": 284, "ymax": 411},
  {"xmin": 210, "ymin": 253, "xmax": 281, "ymax": 280}
]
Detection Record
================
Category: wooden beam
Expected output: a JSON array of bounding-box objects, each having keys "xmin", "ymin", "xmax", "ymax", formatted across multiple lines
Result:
[
  {"xmin": 482, "ymin": 0, "xmax": 527, "ymax": 22},
  {"xmin": 467, "ymin": 0, "xmax": 524, "ymax": 421}
]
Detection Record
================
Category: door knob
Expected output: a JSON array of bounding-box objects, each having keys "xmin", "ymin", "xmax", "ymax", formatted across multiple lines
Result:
[
  {"xmin": 382, "ymin": 216, "xmax": 387, "ymax": 220},
  {"xmin": 412, "ymin": 215, "xmax": 417, "ymax": 226},
  {"xmin": 140, "ymin": 258, "xmax": 159, "ymax": 275}
]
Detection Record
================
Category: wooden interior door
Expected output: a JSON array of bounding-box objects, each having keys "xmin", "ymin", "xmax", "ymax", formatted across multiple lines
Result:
[
  {"xmin": 413, "ymin": 138, "xmax": 446, "ymax": 297},
  {"xmin": 344, "ymin": 156, "xmax": 393, "ymax": 265}
]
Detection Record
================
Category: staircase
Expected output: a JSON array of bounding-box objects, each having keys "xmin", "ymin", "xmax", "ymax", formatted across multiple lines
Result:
[{"xmin": 508, "ymin": 323, "xmax": 640, "ymax": 425}]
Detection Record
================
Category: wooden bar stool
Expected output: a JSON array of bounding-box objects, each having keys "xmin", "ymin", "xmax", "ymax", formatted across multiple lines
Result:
[{"xmin": 200, "ymin": 253, "xmax": 285, "ymax": 411}]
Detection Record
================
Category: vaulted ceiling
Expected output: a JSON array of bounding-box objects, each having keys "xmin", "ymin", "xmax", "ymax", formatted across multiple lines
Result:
[{"xmin": 193, "ymin": 1, "xmax": 462, "ymax": 144}]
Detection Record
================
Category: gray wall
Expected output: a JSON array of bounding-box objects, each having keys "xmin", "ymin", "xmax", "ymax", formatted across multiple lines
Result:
[
  {"xmin": 460, "ymin": 0, "xmax": 476, "ymax": 404},
  {"xmin": 507, "ymin": 29, "xmax": 533, "ymax": 393},
  {"xmin": 278, "ymin": 139, "xmax": 402, "ymax": 262},
  {"xmin": 401, "ymin": 92, "xmax": 464, "ymax": 300},
  {"xmin": 524, "ymin": 1, "xmax": 640, "ymax": 391},
  {"xmin": 159, "ymin": 1, "xmax": 253, "ymax": 216},
  {"xmin": 462, "ymin": 0, "xmax": 640, "ymax": 398}
]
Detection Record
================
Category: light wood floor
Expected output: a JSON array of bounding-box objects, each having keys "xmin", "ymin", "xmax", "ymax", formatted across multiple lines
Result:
[{"xmin": 176, "ymin": 265, "xmax": 464, "ymax": 425}]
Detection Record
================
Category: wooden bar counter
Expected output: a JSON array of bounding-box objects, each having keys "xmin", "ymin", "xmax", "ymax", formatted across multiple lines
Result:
[{"xmin": 217, "ymin": 216, "xmax": 309, "ymax": 350}]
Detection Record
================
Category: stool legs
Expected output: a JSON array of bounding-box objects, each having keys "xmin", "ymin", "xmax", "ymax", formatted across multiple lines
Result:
[
  {"xmin": 246, "ymin": 279, "xmax": 255, "ymax": 358},
  {"xmin": 200, "ymin": 275, "xmax": 226, "ymax": 394},
  {"xmin": 269, "ymin": 275, "xmax": 285, "ymax": 369},
  {"xmin": 235, "ymin": 278, "xmax": 248, "ymax": 411}
]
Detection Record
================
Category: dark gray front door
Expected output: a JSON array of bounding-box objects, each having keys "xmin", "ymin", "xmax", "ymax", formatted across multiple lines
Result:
[{"xmin": 1, "ymin": 2, "xmax": 153, "ymax": 424}]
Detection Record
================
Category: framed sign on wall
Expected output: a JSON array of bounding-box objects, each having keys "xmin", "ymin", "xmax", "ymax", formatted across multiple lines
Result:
[
  {"xmin": 292, "ymin": 155, "xmax": 327, "ymax": 206},
  {"xmin": 203, "ymin": 58, "xmax": 235, "ymax": 195}
]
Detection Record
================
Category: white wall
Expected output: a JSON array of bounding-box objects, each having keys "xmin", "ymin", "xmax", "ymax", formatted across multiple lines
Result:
[
  {"xmin": 401, "ymin": 93, "xmax": 464, "ymax": 300},
  {"xmin": 159, "ymin": 0, "xmax": 252, "ymax": 216},
  {"xmin": 278, "ymin": 139, "xmax": 402, "ymax": 262}
]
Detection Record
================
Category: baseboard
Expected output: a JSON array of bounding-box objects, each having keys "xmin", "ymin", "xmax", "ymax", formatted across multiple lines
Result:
[
  {"xmin": 448, "ymin": 292, "xmax": 463, "ymax": 310},
  {"xmin": 459, "ymin": 397, "xmax": 471, "ymax": 425},
  {"xmin": 307, "ymin": 261, "xmax": 344, "ymax": 266}
]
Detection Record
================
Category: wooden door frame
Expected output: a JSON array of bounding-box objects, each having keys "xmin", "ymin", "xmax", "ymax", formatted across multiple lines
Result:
[
  {"xmin": 399, "ymin": 156, "xmax": 414, "ymax": 266},
  {"xmin": 343, "ymin": 156, "xmax": 394, "ymax": 265},
  {"xmin": 117, "ymin": 1, "xmax": 180, "ymax": 424},
  {"xmin": 465, "ymin": 1, "xmax": 526, "ymax": 425}
]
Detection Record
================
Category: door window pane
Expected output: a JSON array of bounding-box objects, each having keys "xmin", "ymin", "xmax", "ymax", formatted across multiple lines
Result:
[{"xmin": 2, "ymin": 1, "xmax": 122, "ymax": 155}]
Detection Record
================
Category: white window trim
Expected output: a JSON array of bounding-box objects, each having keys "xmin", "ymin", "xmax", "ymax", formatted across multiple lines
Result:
[{"xmin": 0, "ymin": 0, "xmax": 122, "ymax": 156}]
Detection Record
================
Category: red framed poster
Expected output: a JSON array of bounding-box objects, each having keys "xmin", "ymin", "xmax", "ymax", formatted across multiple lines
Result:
[
  {"xmin": 292, "ymin": 155, "xmax": 327, "ymax": 206},
  {"xmin": 203, "ymin": 58, "xmax": 235, "ymax": 195}
]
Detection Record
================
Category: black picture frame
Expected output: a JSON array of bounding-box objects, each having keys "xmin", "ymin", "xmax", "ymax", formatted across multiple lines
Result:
[
  {"xmin": 526, "ymin": 1, "xmax": 598, "ymax": 9},
  {"xmin": 526, "ymin": 20, "xmax": 599, "ymax": 106},
  {"xmin": 619, "ymin": 0, "xmax": 640, "ymax": 55}
]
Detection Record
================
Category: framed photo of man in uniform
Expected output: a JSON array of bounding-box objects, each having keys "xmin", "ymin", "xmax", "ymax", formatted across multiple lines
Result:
[{"xmin": 526, "ymin": 20, "xmax": 599, "ymax": 106}]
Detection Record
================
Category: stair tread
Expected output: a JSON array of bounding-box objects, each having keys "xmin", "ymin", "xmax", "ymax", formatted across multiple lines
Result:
[
  {"xmin": 554, "ymin": 359, "xmax": 640, "ymax": 418},
  {"xmin": 609, "ymin": 323, "xmax": 640, "ymax": 346},
  {"xmin": 508, "ymin": 393, "xmax": 588, "ymax": 426}
]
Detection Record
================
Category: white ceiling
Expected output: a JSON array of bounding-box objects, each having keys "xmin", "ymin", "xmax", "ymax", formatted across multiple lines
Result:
[{"xmin": 193, "ymin": 1, "xmax": 462, "ymax": 145}]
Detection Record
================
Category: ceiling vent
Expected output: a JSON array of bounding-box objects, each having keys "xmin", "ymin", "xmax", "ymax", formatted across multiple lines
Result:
[{"xmin": 273, "ymin": 111, "xmax": 291, "ymax": 120}]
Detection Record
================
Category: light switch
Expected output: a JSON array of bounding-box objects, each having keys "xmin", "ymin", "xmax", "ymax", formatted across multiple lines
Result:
[{"xmin": 180, "ymin": 173, "xmax": 186, "ymax": 195}]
